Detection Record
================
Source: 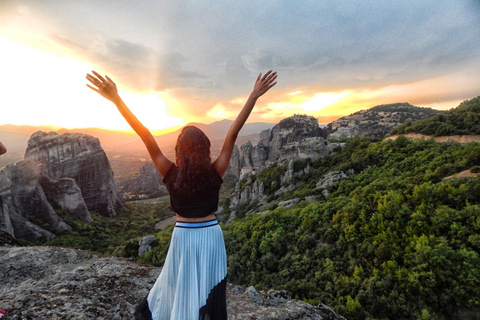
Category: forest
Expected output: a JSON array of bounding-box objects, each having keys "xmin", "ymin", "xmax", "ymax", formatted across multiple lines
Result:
[
  {"xmin": 391, "ymin": 96, "xmax": 480, "ymax": 136},
  {"xmin": 223, "ymin": 137, "xmax": 480, "ymax": 320}
]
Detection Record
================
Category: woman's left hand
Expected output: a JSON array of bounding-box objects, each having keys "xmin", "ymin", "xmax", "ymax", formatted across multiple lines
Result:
[{"xmin": 86, "ymin": 70, "xmax": 120, "ymax": 103}]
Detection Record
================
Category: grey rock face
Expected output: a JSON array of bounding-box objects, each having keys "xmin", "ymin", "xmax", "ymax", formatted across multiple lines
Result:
[
  {"xmin": 326, "ymin": 103, "xmax": 442, "ymax": 139},
  {"xmin": 316, "ymin": 171, "xmax": 351, "ymax": 197},
  {"xmin": 40, "ymin": 176, "xmax": 93, "ymax": 222},
  {"xmin": 25, "ymin": 131, "xmax": 124, "ymax": 217},
  {"xmin": 116, "ymin": 161, "xmax": 167, "ymax": 199},
  {"xmin": 9, "ymin": 211, "xmax": 56, "ymax": 240},
  {"xmin": 227, "ymin": 115, "xmax": 329, "ymax": 178},
  {"xmin": 328, "ymin": 125, "xmax": 361, "ymax": 140},
  {"xmin": 138, "ymin": 235, "xmax": 158, "ymax": 256},
  {"xmin": 0, "ymin": 246, "xmax": 346, "ymax": 320},
  {"xmin": 262, "ymin": 115, "xmax": 326, "ymax": 162},
  {"xmin": 316, "ymin": 171, "xmax": 348, "ymax": 189},
  {"xmin": 0, "ymin": 131, "xmax": 125, "ymax": 240},
  {"xmin": 279, "ymin": 137, "xmax": 331, "ymax": 162},
  {"xmin": 0, "ymin": 161, "xmax": 69, "ymax": 240},
  {"xmin": 228, "ymin": 284, "xmax": 347, "ymax": 320}
]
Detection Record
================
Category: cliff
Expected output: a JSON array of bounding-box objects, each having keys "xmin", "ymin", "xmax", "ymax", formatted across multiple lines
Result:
[
  {"xmin": 327, "ymin": 103, "xmax": 442, "ymax": 139},
  {"xmin": 227, "ymin": 115, "xmax": 329, "ymax": 178},
  {"xmin": 116, "ymin": 161, "xmax": 168, "ymax": 200},
  {"xmin": 0, "ymin": 246, "xmax": 346, "ymax": 320},
  {"xmin": 0, "ymin": 132, "xmax": 125, "ymax": 241}
]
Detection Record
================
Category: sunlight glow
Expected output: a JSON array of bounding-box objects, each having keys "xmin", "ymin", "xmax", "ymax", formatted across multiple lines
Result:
[
  {"xmin": 254, "ymin": 91, "xmax": 351, "ymax": 120},
  {"xmin": 207, "ymin": 104, "xmax": 235, "ymax": 119},
  {"xmin": 289, "ymin": 91, "xmax": 303, "ymax": 96},
  {"xmin": 0, "ymin": 36, "xmax": 183, "ymax": 131},
  {"xmin": 121, "ymin": 91, "xmax": 183, "ymax": 131},
  {"xmin": 299, "ymin": 92, "xmax": 350, "ymax": 112}
]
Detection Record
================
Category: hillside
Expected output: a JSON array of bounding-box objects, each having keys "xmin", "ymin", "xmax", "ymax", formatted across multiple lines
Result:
[
  {"xmin": 217, "ymin": 137, "xmax": 480, "ymax": 320},
  {"xmin": 390, "ymin": 96, "xmax": 480, "ymax": 136},
  {"xmin": 327, "ymin": 103, "xmax": 442, "ymax": 140}
]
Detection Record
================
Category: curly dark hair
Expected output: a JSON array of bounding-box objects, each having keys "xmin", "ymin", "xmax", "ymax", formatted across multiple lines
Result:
[{"xmin": 173, "ymin": 126, "xmax": 217, "ymax": 195}]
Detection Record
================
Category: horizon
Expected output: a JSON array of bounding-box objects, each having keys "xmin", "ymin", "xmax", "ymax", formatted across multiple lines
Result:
[
  {"xmin": 1, "ymin": 1, "xmax": 480, "ymax": 132},
  {"xmin": 0, "ymin": 97, "xmax": 459, "ymax": 137}
]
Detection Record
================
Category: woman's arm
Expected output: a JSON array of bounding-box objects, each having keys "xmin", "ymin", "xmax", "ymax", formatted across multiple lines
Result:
[
  {"xmin": 86, "ymin": 71, "xmax": 173, "ymax": 177},
  {"xmin": 213, "ymin": 70, "xmax": 277, "ymax": 177}
]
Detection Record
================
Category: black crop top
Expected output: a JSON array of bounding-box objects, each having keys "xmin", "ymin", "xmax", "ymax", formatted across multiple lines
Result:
[{"xmin": 162, "ymin": 163, "xmax": 223, "ymax": 218}]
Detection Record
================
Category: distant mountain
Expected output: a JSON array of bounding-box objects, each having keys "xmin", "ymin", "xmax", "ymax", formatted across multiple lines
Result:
[
  {"xmin": 0, "ymin": 121, "xmax": 275, "ymax": 170},
  {"xmin": 0, "ymin": 129, "xmax": 32, "ymax": 169},
  {"xmin": 327, "ymin": 102, "xmax": 443, "ymax": 140},
  {"xmin": 0, "ymin": 124, "xmax": 61, "ymax": 135},
  {"xmin": 390, "ymin": 96, "xmax": 480, "ymax": 136},
  {"xmin": 113, "ymin": 119, "xmax": 276, "ymax": 153},
  {"xmin": 57, "ymin": 127, "xmax": 139, "ymax": 150},
  {"xmin": 0, "ymin": 120, "xmax": 275, "ymax": 153}
]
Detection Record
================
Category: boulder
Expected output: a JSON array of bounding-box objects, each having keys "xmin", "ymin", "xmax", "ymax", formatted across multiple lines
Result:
[{"xmin": 138, "ymin": 235, "xmax": 158, "ymax": 257}]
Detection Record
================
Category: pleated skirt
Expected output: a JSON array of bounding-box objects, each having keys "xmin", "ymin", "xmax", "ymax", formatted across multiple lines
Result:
[{"xmin": 135, "ymin": 219, "xmax": 227, "ymax": 320}]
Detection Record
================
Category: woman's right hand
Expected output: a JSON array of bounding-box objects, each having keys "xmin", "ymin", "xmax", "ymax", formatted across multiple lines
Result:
[
  {"xmin": 86, "ymin": 70, "xmax": 120, "ymax": 103},
  {"xmin": 251, "ymin": 70, "xmax": 277, "ymax": 99}
]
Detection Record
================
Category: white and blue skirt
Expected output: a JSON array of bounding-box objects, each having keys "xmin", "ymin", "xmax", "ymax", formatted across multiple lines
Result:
[{"xmin": 135, "ymin": 219, "xmax": 227, "ymax": 320}]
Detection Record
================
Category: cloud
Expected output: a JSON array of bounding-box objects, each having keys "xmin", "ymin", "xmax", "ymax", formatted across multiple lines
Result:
[
  {"xmin": 3, "ymin": 0, "xmax": 480, "ymax": 127},
  {"xmin": 15, "ymin": 1, "xmax": 480, "ymax": 95}
]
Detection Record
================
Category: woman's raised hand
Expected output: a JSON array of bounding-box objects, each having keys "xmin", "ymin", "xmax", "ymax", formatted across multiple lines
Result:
[
  {"xmin": 251, "ymin": 70, "xmax": 277, "ymax": 99},
  {"xmin": 86, "ymin": 70, "xmax": 120, "ymax": 103}
]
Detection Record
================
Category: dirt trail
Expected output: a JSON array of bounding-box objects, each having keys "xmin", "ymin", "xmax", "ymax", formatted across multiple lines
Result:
[{"xmin": 386, "ymin": 134, "xmax": 480, "ymax": 144}]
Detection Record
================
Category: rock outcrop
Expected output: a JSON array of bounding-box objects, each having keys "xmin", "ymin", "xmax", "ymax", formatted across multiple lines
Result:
[
  {"xmin": 0, "ymin": 160, "xmax": 65, "ymax": 240},
  {"xmin": 138, "ymin": 235, "xmax": 158, "ymax": 257},
  {"xmin": 0, "ymin": 132, "xmax": 125, "ymax": 240},
  {"xmin": 0, "ymin": 246, "xmax": 346, "ymax": 320},
  {"xmin": 227, "ymin": 115, "xmax": 329, "ymax": 178},
  {"xmin": 116, "ymin": 161, "xmax": 167, "ymax": 199},
  {"xmin": 25, "ymin": 132, "xmax": 124, "ymax": 217},
  {"xmin": 327, "ymin": 103, "xmax": 442, "ymax": 140}
]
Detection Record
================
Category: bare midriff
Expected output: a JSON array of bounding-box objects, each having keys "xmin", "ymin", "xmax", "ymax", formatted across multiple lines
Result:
[{"xmin": 175, "ymin": 212, "xmax": 216, "ymax": 222}]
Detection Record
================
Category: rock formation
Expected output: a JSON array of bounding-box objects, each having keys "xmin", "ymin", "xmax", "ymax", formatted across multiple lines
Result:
[
  {"xmin": 0, "ymin": 246, "xmax": 346, "ymax": 320},
  {"xmin": 138, "ymin": 235, "xmax": 158, "ymax": 257},
  {"xmin": 0, "ymin": 160, "xmax": 65, "ymax": 240},
  {"xmin": 227, "ymin": 115, "xmax": 329, "ymax": 178},
  {"xmin": 116, "ymin": 161, "xmax": 168, "ymax": 199},
  {"xmin": 327, "ymin": 103, "xmax": 442, "ymax": 140},
  {"xmin": 316, "ymin": 170, "xmax": 352, "ymax": 197},
  {"xmin": 0, "ymin": 131, "xmax": 125, "ymax": 240},
  {"xmin": 25, "ymin": 131, "xmax": 124, "ymax": 217}
]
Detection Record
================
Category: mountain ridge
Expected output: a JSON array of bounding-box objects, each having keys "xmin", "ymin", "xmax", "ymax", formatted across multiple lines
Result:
[{"xmin": 327, "ymin": 102, "xmax": 443, "ymax": 140}]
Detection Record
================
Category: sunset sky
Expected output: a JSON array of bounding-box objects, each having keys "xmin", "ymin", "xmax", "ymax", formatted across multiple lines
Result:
[{"xmin": 1, "ymin": 0, "xmax": 480, "ymax": 133}]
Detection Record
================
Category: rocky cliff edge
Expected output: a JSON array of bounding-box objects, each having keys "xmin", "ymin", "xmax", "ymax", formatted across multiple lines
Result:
[{"xmin": 0, "ymin": 246, "xmax": 346, "ymax": 320}]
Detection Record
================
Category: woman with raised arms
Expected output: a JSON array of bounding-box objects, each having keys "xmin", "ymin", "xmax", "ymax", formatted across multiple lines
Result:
[{"xmin": 86, "ymin": 69, "xmax": 277, "ymax": 320}]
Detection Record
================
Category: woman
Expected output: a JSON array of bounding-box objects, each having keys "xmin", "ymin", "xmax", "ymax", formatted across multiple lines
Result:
[{"xmin": 86, "ymin": 70, "xmax": 277, "ymax": 319}]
